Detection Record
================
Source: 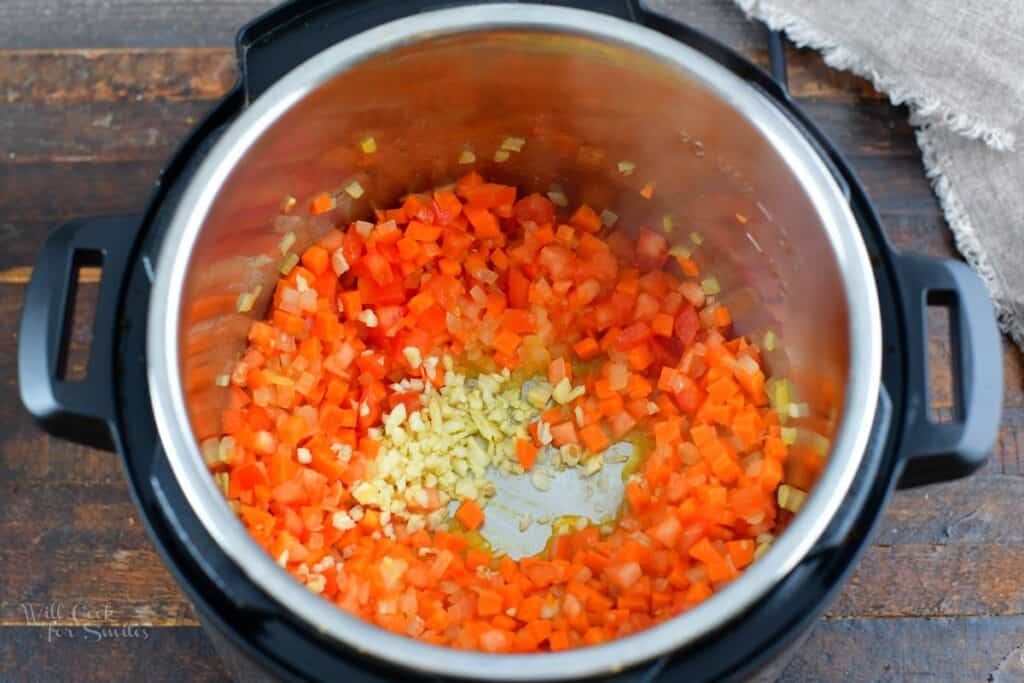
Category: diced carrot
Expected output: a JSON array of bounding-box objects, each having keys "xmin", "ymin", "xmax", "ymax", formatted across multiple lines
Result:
[
  {"xmin": 477, "ymin": 590, "xmax": 503, "ymax": 616},
  {"xmin": 516, "ymin": 438, "xmax": 539, "ymax": 470},
  {"xmin": 569, "ymin": 204, "xmax": 601, "ymax": 233},
  {"xmin": 339, "ymin": 290, "xmax": 362, "ymax": 321},
  {"xmin": 572, "ymin": 337, "xmax": 600, "ymax": 360},
  {"xmin": 493, "ymin": 328, "xmax": 522, "ymax": 356},
  {"xmin": 550, "ymin": 421, "xmax": 578, "ymax": 447},
  {"xmin": 464, "ymin": 206, "xmax": 502, "ymax": 238},
  {"xmin": 651, "ymin": 312, "xmax": 674, "ymax": 337},
  {"xmin": 300, "ymin": 245, "xmax": 330, "ymax": 276},
  {"xmin": 311, "ymin": 192, "xmax": 335, "ymax": 215},
  {"xmin": 456, "ymin": 499, "xmax": 485, "ymax": 531},
  {"xmin": 579, "ymin": 423, "xmax": 610, "ymax": 454}
]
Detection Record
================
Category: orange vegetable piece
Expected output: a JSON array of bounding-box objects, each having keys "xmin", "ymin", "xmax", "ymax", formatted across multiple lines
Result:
[
  {"xmin": 301, "ymin": 245, "xmax": 330, "ymax": 276},
  {"xmin": 572, "ymin": 337, "xmax": 600, "ymax": 360},
  {"xmin": 516, "ymin": 438, "xmax": 539, "ymax": 470},
  {"xmin": 456, "ymin": 499, "xmax": 485, "ymax": 531},
  {"xmin": 310, "ymin": 192, "xmax": 334, "ymax": 215},
  {"xmin": 579, "ymin": 423, "xmax": 610, "ymax": 454}
]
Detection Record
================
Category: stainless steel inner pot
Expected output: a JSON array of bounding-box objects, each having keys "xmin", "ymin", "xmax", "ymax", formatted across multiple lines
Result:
[{"xmin": 147, "ymin": 5, "xmax": 882, "ymax": 679}]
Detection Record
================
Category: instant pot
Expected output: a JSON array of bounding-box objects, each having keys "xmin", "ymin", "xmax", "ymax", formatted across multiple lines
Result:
[{"xmin": 18, "ymin": 1, "xmax": 1002, "ymax": 681}]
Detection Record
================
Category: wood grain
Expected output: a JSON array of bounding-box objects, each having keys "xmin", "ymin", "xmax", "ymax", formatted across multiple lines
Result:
[
  {"xmin": 780, "ymin": 617, "xmax": 1024, "ymax": 683},
  {"xmin": 3, "ymin": 101, "xmax": 218, "ymax": 163},
  {"xmin": 0, "ymin": 1, "xmax": 276, "ymax": 50},
  {"xmin": 0, "ymin": 49, "xmax": 235, "ymax": 105},
  {"xmin": 0, "ymin": 626, "xmax": 227, "ymax": 682}
]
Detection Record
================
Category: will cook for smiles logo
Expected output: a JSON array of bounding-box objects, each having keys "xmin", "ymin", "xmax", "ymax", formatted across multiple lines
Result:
[{"xmin": 16, "ymin": 601, "xmax": 151, "ymax": 643}]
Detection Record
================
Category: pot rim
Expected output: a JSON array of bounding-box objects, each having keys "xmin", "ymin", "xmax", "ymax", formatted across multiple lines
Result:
[{"xmin": 147, "ymin": 5, "xmax": 882, "ymax": 679}]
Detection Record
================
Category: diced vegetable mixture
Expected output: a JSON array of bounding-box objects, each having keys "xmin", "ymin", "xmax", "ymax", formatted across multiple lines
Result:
[{"xmin": 206, "ymin": 171, "xmax": 801, "ymax": 653}]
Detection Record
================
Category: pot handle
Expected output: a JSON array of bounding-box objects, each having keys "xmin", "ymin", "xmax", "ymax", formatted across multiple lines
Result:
[
  {"xmin": 893, "ymin": 252, "xmax": 1002, "ymax": 488},
  {"xmin": 237, "ymin": 0, "xmax": 642, "ymax": 101},
  {"xmin": 18, "ymin": 215, "xmax": 142, "ymax": 452}
]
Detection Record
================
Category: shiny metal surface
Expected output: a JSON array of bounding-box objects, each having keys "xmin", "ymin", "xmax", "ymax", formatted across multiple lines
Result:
[{"xmin": 147, "ymin": 5, "xmax": 881, "ymax": 679}]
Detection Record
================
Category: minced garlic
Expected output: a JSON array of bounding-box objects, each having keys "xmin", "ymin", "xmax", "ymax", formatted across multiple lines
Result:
[{"xmin": 349, "ymin": 358, "xmax": 542, "ymax": 534}]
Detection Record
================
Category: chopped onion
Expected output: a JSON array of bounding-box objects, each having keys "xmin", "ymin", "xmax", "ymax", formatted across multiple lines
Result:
[
  {"xmin": 669, "ymin": 244, "xmax": 692, "ymax": 260},
  {"xmin": 332, "ymin": 248, "xmax": 350, "ymax": 276},
  {"xmin": 469, "ymin": 285, "xmax": 488, "ymax": 305},
  {"xmin": 280, "ymin": 252, "xmax": 299, "ymax": 275},
  {"xmin": 777, "ymin": 484, "xmax": 807, "ymax": 513},
  {"xmin": 266, "ymin": 372, "xmax": 294, "ymax": 386},
  {"xmin": 360, "ymin": 136, "xmax": 377, "ymax": 154},
  {"xmin": 201, "ymin": 437, "xmax": 220, "ymax": 465},
  {"xmin": 690, "ymin": 232, "xmax": 704, "ymax": 245},
  {"xmin": 617, "ymin": 161, "xmax": 636, "ymax": 176},
  {"xmin": 600, "ymin": 209, "xmax": 618, "ymax": 227},
  {"xmin": 547, "ymin": 190, "xmax": 568, "ymax": 207},
  {"xmin": 763, "ymin": 330, "xmax": 777, "ymax": 351},
  {"xmin": 458, "ymin": 148, "xmax": 476, "ymax": 164},
  {"xmin": 662, "ymin": 215, "xmax": 674, "ymax": 232},
  {"xmin": 281, "ymin": 195, "xmax": 296, "ymax": 213},
  {"xmin": 788, "ymin": 402, "xmax": 810, "ymax": 418},
  {"xmin": 500, "ymin": 136, "xmax": 525, "ymax": 152},
  {"xmin": 214, "ymin": 374, "xmax": 230, "ymax": 387},
  {"xmin": 737, "ymin": 354, "xmax": 759, "ymax": 376},
  {"xmin": 345, "ymin": 180, "xmax": 365, "ymax": 199},
  {"xmin": 700, "ymin": 277, "xmax": 721, "ymax": 295},
  {"xmin": 236, "ymin": 291, "xmax": 256, "ymax": 313},
  {"xmin": 780, "ymin": 426, "xmax": 798, "ymax": 445},
  {"xmin": 809, "ymin": 432, "xmax": 831, "ymax": 456},
  {"xmin": 277, "ymin": 231, "xmax": 296, "ymax": 256},
  {"xmin": 354, "ymin": 220, "xmax": 374, "ymax": 238},
  {"xmin": 299, "ymin": 289, "xmax": 318, "ymax": 312},
  {"xmin": 218, "ymin": 436, "xmax": 235, "ymax": 464},
  {"xmin": 279, "ymin": 287, "xmax": 301, "ymax": 315},
  {"xmin": 767, "ymin": 378, "xmax": 791, "ymax": 417},
  {"xmin": 493, "ymin": 149, "xmax": 510, "ymax": 163}
]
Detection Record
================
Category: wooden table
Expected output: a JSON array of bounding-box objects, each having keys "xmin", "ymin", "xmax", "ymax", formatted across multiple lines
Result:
[{"xmin": 1, "ymin": 1, "xmax": 1021, "ymax": 680}]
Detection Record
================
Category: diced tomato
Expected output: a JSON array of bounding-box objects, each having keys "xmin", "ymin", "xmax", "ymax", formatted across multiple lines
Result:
[
  {"xmin": 635, "ymin": 227, "xmax": 669, "ymax": 272},
  {"xmin": 513, "ymin": 193, "xmax": 556, "ymax": 226},
  {"xmin": 674, "ymin": 305, "xmax": 699, "ymax": 348}
]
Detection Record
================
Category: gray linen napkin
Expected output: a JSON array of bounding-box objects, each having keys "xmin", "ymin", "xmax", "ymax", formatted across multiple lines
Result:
[{"xmin": 729, "ymin": 0, "xmax": 1024, "ymax": 350}]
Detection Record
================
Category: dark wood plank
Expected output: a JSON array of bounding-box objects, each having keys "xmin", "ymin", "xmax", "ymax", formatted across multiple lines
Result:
[
  {"xmin": 796, "ymin": 99, "xmax": 920, "ymax": 159},
  {"xmin": 780, "ymin": 616, "xmax": 1024, "ymax": 682},
  {"xmin": 644, "ymin": 0, "xmax": 769, "ymax": 48},
  {"xmin": 0, "ymin": 1, "xmax": 275, "ymax": 50},
  {"xmin": 2, "ymin": 101, "xmax": 220, "ymax": 164},
  {"xmin": 2, "ymin": 546, "xmax": 196, "ymax": 627},
  {"xmin": 0, "ymin": 49, "xmax": 235, "ymax": 105},
  {"xmin": 1, "ymin": 0, "xmax": 763, "ymax": 51},
  {"xmin": 829, "ymin": 543, "xmax": 1024, "ymax": 618},
  {"xmin": 989, "ymin": 407, "xmax": 1024, "ymax": 478},
  {"xmin": 878, "ymin": 475, "xmax": 1024, "ymax": 545},
  {"xmin": 0, "ymin": 161, "xmax": 161, "ymax": 223},
  {"xmin": 785, "ymin": 46, "xmax": 886, "ymax": 101},
  {"xmin": 0, "ymin": 626, "xmax": 227, "ymax": 682}
]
